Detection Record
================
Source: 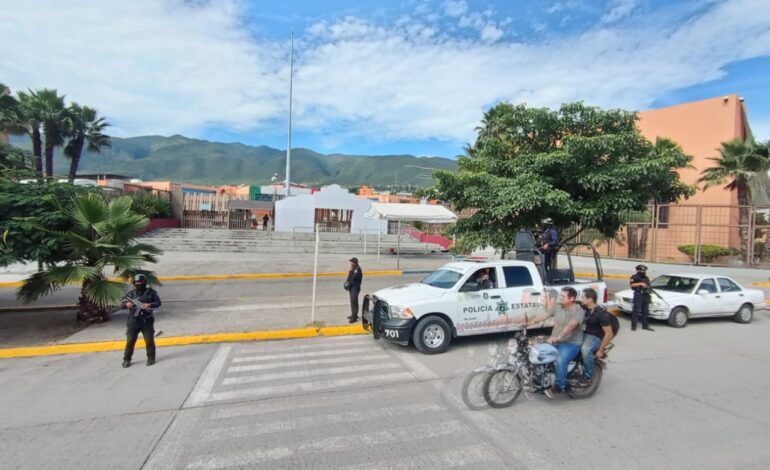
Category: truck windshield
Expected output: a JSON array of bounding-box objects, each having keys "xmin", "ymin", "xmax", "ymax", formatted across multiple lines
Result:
[{"xmin": 421, "ymin": 269, "xmax": 463, "ymax": 289}]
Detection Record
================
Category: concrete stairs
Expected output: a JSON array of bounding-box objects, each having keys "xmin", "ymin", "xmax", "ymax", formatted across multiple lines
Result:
[{"xmin": 139, "ymin": 229, "xmax": 447, "ymax": 254}]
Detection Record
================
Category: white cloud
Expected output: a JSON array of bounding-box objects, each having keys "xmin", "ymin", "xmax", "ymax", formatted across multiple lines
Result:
[
  {"xmin": 443, "ymin": 0, "xmax": 468, "ymax": 18},
  {"xmin": 601, "ymin": 0, "xmax": 639, "ymax": 24},
  {"xmin": 1, "ymin": 0, "xmax": 769, "ymax": 149}
]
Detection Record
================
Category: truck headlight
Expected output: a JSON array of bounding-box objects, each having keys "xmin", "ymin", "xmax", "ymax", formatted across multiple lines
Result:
[{"xmin": 390, "ymin": 306, "xmax": 414, "ymax": 319}]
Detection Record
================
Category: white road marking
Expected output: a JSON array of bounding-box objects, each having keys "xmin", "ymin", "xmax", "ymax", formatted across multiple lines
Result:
[
  {"xmin": 183, "ymin": 345, "xmax": 231, "ymax": 408},
  {"xmin": 208, "ymin": 372, "xmax": 415, "ymax": 402},
  {"xmin": 226, "ymin": 352, "xmax": 390, "ymax": 373},
  {"xmin": 232, "ymin": 347, "xmax": 375, "ymax": 363},
  {"xmin": 203, "ymin": 403, "xmax": 446, "ymax": 440},
  {"xmin": 338, "ymin": 443, "xmax": 501, "ymax": 470},
  {"xmin": 186, "ymin": 421, "xmax": 465, "ymax": 469},
  {"xmin": 222, "ymin": 362, "xmax": 399, "ymax": 385},
  {"xmin": 397, "ymin": 352, "xmax": 441, "ymax": 381}
]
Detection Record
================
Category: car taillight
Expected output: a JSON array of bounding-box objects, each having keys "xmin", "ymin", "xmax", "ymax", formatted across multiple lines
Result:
[{"xmin": 603, "ymin": 289, "xmax": 609, "ymax": 303}]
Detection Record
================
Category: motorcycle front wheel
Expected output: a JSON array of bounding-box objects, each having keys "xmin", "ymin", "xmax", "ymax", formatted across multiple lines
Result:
[{"xmin": 482, "ymin": 369, "xmax": 523, "ymax": 408}]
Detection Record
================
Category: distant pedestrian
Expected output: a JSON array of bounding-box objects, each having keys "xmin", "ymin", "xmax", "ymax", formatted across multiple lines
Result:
[
  {"xmin": 262, "ymin": 214, "xmax": 270, "ymax": 230},
  {"xmin": 345, "ymin": 257, "xmax": 363, "ymax": 323},
  {"xmin": 121, "ymin": 274, "xmax": 162, "ymax": 368},
  {"xmin": 630, "ymin": 264, "xmax": 654, "ymax": 332}
]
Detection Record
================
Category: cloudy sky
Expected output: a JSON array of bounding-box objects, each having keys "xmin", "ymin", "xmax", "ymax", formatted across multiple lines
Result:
[{"xmin": 1, "ymin": 0, "xmax": 769, "ymax": 157}]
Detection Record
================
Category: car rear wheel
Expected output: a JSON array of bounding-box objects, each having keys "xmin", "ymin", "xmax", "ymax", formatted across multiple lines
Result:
[
  {"xmin": 412, "ymin": 316, "xmax": 451, "ymax": 354},
  {"xmin": 733, "ymin": 303, "xmax": 753, "ymax": 324},
  {"xmin": 668, "ymin": 307, "xmax": 688, "ymax": 328}
]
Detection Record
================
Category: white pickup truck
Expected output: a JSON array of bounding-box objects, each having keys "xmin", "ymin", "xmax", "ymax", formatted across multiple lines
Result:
[{"xmin": 363, "ymin": 249, "xmax": 607, "ymax": 354}]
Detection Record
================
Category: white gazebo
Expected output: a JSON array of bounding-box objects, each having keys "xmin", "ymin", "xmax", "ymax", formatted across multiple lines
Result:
[{"xmin": 365, "ymin": 202, "xmax": 458, "ymax": 268}]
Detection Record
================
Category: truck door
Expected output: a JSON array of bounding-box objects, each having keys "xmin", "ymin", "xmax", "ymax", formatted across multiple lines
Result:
[
  {"xmin": 456, "ymin": 266, "xmax": 501, "ymax": 335},
  {"xmin": 493, "ymin": 265, "xmax": 545, "ymax": 333}
]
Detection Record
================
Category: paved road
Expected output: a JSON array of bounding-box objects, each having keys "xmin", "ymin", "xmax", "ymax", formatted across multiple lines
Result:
[{"xmin": 2, "ymin": 309, "xmax": 770, "ymax": 469}]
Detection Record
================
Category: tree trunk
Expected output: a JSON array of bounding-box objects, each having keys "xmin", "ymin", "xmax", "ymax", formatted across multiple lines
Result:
[
  {"xmin": 32, "ymin": 127, "xmax": 43, "ymax": 178},
  {"xmin": 76, "ymin": 279, "xmax": 109, "ymax": 323},
  {"xmin": 738, "ymin": 185, "xmax": 750, "ymax": 264},
  {"xmin": 44, "ymin": 140, "xmax": 54, "ymax": 178},
  {"xmin": 68, "ymin": 137, "xmax": 84, "ymax": 183},
  {"xmin": 638, "ymin": 225, "xmax": 650, "ymax": 261}
]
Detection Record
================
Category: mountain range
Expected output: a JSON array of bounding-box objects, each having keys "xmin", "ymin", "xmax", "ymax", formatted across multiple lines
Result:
[{"xmin": 11, "ymin": 134, "xmax": 457, "ymax": 187}]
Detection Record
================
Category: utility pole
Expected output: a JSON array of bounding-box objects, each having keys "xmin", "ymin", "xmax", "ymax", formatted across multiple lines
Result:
[{"xmin": 285, "ymin": 31, "xmax": 294, "ymax": 197}]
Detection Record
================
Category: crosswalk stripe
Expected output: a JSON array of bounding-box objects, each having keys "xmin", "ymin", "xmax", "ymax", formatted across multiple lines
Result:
[
  {"xmin": 222, "ymin": 362, "xmax": 399, "ymax": 385},
  {"xmin": 184, "ymin": 345, "xmax": 232, "ymax": 408},
  {"xmin": 231, "ymin": 347, "xmax": 375, "ymax": 363},
  {"xmin": 227, "ymin": 352, "xmax": 390, "ymax": 373},
  {"xmin": 186, "ymin": 420, "xmax": 465, "ymax": 470},
  {"xmin": 208, "ymin": 386, "xmax": 404, "ymax": 420},
  {"xmin": 337, "ymin": 444, "xmax": 500, "ymax": 470},
  {"xmin": 232, "ymin": 335, "xmax": 373, "ymax": 352},
  {"xmin": 203, "ymin": 403, "xmax": 446, "ymax": 440},
  {"xmin": 208, "ymin": 372, "xmax": 415, "ymax": 402}
]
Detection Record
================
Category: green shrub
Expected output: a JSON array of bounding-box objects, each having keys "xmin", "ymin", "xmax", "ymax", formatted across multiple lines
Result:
[
  {"xmin": 128, "ymin": 192, "xmax": 172, "ymax": 219},
  {"xmin": 677, "ymin": 244, "xmax": 734, "ymax": 263}
]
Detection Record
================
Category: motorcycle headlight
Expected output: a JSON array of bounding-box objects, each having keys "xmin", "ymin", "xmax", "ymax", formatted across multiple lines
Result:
[{"xmin": 389, "ymin": 305, "xmax": 414, "ymax": 319}]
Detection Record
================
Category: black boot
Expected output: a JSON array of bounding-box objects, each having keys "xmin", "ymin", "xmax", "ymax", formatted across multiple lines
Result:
[{"xmin": 122, "ymin": 361, "xmax": 131, "ymax": 368}]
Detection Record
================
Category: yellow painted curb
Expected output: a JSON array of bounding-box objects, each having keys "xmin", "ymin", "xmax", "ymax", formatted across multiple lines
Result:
[
  {"xmin": 0, "ymin": 270, "xmax": 404, "ymax": 289},
  {"xmin": 752, "ymin": 282, "xmax": 770, "ymax": 288},
  {"xmin": 576, "ymin": 272, "xmax": 629, "ymax": 280},
  {"xmin": 0, "ymin": 324, "xmax": 369, "ymax": 359}
]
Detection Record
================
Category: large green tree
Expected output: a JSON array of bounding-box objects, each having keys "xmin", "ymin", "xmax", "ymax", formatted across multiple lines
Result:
[
  {"xmin": 17, "ymin": 193, "xmax": 162, "ymax": 322},
  {"xmin": 699, "ymin": 139, "xmax": 770, "ymax": 262},
  {"xmin": 33, "ymin": 88, "xmax": 69, "ymax": 178},
  {"xmin": 64, "ymin": 103, "xmax": 111, "ymax": 182},
  {"xmin": 429, "ymin": 102, "xmax": 695, "ymax": 254}
]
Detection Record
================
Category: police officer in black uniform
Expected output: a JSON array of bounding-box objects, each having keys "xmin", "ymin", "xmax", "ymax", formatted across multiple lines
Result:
[
  {"xmin": 630, "ymin": 265, "xmax": 654, "ymax": 331},
  {"xmin": 346, "ymin": 258, "xmax": 363, "ymax": 323},
  {"xmin": 540, "ymin": 218, "xmax": 559, "ymax": 271},
  {"xmin": 121, "ymin": 274, "xmax": 162, "ymax": 368}
]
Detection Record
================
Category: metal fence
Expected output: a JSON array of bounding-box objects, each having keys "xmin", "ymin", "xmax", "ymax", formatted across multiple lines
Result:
[{"xmin": 566, "ymin": 204, "xmax": 770, "ymax": 268}]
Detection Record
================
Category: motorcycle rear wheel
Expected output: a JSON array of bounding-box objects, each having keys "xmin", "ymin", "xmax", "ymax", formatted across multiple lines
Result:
[
  {"xmin": 461, "ymin": 370, "xmax": 492, "ymax": 410},
  {"xmin": 483, "ymin": 370, "xmax": 522, "ymax": 408},
  {"xmin": 568, "ymin": 363, "xmax": 603, "ymax": 399}
]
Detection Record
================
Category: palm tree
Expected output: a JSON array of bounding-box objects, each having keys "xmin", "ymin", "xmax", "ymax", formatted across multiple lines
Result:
[
  {"xmin": 17, "ymin": 193, "xmax": 162, "ymax": 322},
  {"xmin": 12, "ymin": 90, "xmax": 45, "ymax": 178},
  {"xmin": 699, "ymin": 139, "xmax": 770, "ymax": 263},
  {"xmin": 64, "ymin": 103, "xmax": 111, "ymax": 182},
  {"xmin": 31, "ymin": 89, "xmax": 69, "ymax": 178}
]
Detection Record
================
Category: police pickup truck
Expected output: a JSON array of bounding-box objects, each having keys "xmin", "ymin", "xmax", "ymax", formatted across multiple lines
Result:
[{"xmin": 362, "ymin": 241, "xmax": 606, "ymax": 354}]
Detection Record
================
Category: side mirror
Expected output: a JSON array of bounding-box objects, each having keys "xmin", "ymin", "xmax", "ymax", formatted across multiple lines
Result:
[{"xmin": 697, "ymin": 289, "xmax": 709, "ymax": 295}]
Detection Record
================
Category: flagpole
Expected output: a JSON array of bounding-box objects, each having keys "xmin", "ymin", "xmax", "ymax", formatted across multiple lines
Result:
[{"xmin": 285, "ymin": 31, "xmax": 294, "ymax": 197}]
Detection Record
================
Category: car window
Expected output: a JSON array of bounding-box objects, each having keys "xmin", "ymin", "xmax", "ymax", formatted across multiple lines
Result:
[
  {"xmin": 717, "ymin": 278, "xmax": 741, "ymax": 293},
  {"xmin": 502, "ymin": 266, "xmax": 534, "ymax": 288},
  {"xmin": 699, "ymin": 278, "xmax": 717, "ymax": 294},
  {"xmin": 421, "ymin": 269, "xmax": 462, "ymax": 289},
  {"xmin": 650, "ymin": 275, "xmax": 698, "ymax": 293},
  {"xmin": 464, "ymin": 267, "xmax": 497, "ymax": 290}
]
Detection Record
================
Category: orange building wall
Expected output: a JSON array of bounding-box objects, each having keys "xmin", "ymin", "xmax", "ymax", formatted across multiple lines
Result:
[{"xmin": 631, "ymin": 95, "xmax": 748, "ymax": 261}]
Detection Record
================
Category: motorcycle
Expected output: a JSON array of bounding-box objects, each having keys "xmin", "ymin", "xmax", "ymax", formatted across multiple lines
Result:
[
  {"xmin": 461, "ymin": 339, "xmax": 515, "ymax": 410},
  {"xmin": 482, "ymin": 322, "xmax": 610, "ymax": 408}
]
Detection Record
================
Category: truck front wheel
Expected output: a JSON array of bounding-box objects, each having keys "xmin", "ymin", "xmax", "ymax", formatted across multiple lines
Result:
[{"xmin": 412, "ymin": 316, "xmax": 452, "ymax": 354}]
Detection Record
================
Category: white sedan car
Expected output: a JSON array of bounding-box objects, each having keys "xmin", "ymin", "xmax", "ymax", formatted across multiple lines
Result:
[{"xmin": 614, "ymin": 273, "xmax": 767, "ymax": 328}]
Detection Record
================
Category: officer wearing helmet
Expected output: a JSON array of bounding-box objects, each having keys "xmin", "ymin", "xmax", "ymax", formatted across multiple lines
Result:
[
  {"xmin": 540, "ymin": 218, "xmax": 559, "ymax": 271},
  {"xmin": 121, "ymin": 274, "xmax": 162, "ymax": 368},
  {"xmin": 630, "ymin": 264, "xmax": 654, "ymax": 331}
]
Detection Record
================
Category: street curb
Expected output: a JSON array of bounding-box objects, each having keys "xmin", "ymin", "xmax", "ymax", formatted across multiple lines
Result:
[
  {"xmin": 0, "ymin": 324, "xmax": 369, "ymax": 359},
  {"xmin": 0, "ymin": 305, "xmax": 77, "ymax": 313},
  {"xmin": 0, "ymin": 270, "xmax": 404, "ymax": 289},
  {"xmin": 752, "ymin": 282, "xmax": 770, "ymax": 287}
]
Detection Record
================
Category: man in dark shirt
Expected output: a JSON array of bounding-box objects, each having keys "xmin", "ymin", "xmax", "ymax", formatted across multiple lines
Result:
[
  {"xmin": 121, "ymin": 274, "xmax": 162, "ymax": 368},
  {"xmin": 580, "ymin": 288, "xmax": 614, "ymax": 382},
  {"xmin": 346, "ymin": 257, "xmax": 363, "ymax": 323},
  {"xmin": 477, "ymin": 268, "xmax": 493, "ymax": 290},
  {"xmin": 630, "ymin": 264, "xmax": 654, "ymax": 331}
]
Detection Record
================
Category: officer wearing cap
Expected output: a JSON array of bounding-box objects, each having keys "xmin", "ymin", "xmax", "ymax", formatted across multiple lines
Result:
[
  {"xmin": 630, "ymin": 265, "xmax": 654, "ymax": 331},
  {"xmin": 540, "ymin": 218, "xmax": 559, "ymax": 271},
  {"xmin": 121, "ymin": 274, "xmax": 162, "ymax": 368},
  {"xmin": 346, "ymin": 257, "xmax": 363, "ymax": 323}
]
